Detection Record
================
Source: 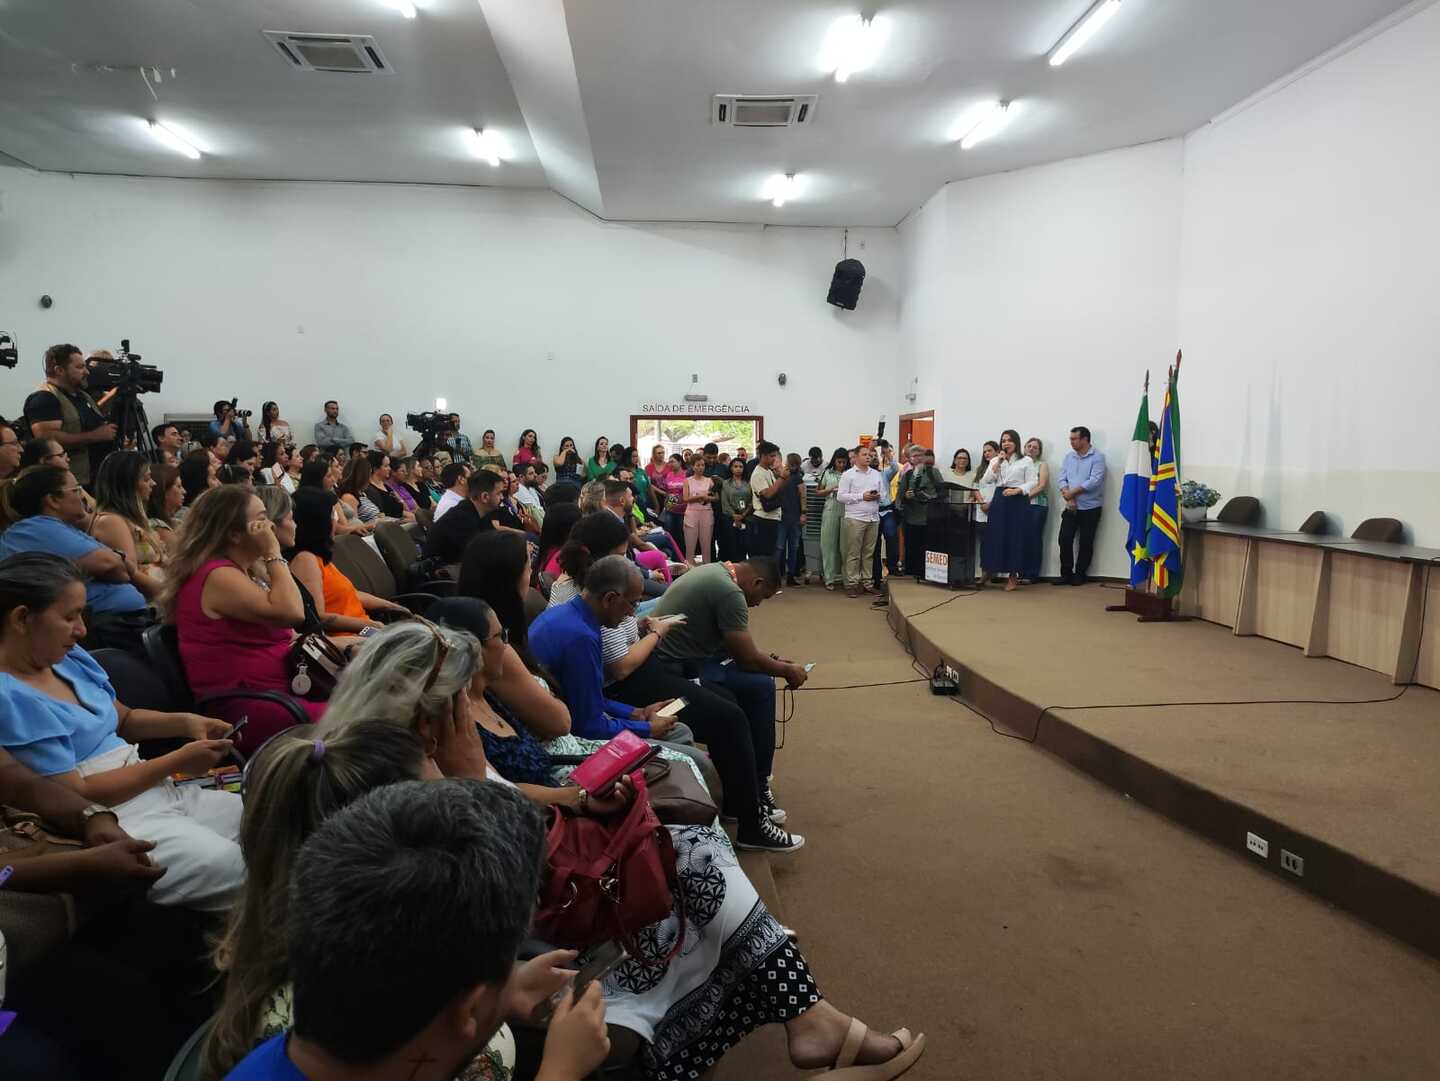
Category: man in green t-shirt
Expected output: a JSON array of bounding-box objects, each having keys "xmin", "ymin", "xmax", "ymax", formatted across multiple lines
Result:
[{"xmin": 652, "ymin": 556, "xmax": 808, "ymax": 828}]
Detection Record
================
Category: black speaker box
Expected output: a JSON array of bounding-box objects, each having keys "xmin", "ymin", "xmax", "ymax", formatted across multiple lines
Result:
[{"xmin": 826, "ymin": 258, "xmax": 866, "ymax": 310}]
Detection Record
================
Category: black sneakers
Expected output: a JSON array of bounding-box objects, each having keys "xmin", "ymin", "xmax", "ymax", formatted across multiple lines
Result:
[
  {"xmin": 760, "ymin": 784, "xmax": 786, "ymax": 824},
  {"xmin": 736, "ymin": 815, "xmax": 806, "ymax": 852}
]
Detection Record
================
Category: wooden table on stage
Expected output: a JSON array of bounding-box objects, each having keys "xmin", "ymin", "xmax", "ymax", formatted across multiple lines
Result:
[{"xmin": 1179, "ymin": 521, "xmax": 1440, "ymax": 688}]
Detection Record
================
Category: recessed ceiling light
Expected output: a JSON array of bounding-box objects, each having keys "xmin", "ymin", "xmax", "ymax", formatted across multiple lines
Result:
[
  {"xmin": 379, "ymin": 0, "xmax": 417, "ymax": 18},
  {"xmin": 818, "ymin": 14, "xmax": 890, "ymax": 83},
  {"xmin": 465, "ymin": 128, "xmax": 511, "ymax": 166},
  {"xmin": 761, "ymin": 173, "xmax": 801, "ymax": 208},
  {"xmin": 147, "ymin": 120, "xmax": 201, "ymax": 160},
  {"xmin": 957, "ymin": 102, "xmax": 1015, "ymax": 150},
  {"xmin": 1049, "ymin": 0, "xmax": 1122, "ymax": 67}
]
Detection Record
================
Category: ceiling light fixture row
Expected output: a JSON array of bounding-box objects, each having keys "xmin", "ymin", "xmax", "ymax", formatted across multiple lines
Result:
[
  {"xmin": 465, "ymin": 127, "xmax": 511, "ymax": 167},
  {"xmin": 147, "ymin": 120, "xmax": 201, "ymax": 159},
  {"xmin": 761, "ymin": 173, "xmax": 801, "ymax": 208}
]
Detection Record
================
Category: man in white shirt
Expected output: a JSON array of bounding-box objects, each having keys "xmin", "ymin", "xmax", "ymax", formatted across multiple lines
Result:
[
  {"xmin": 432, "ymin": 461, "xmax": 470, "ymax": 521},
  {"xmin": 837, "ymin": 444, "xmax": 884, "ymax": 596},
  {"xmin": 513, "ymin": 461, "xmax": 544, "ymax": 527},
  {"xmin": 746, "ymin": 441, "xmax": 785, "ymax": 560}
]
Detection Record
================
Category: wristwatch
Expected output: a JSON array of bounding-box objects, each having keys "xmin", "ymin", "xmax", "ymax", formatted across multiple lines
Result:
[{"xmin": 81, "ymin": 803, "xmax": 119, "ymax": 825}]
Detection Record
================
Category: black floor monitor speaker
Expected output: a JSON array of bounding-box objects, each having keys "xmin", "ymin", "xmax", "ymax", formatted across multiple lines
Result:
[{"xmin": 827, "ymin": 258, "xmax": 866, "ymax": 310}]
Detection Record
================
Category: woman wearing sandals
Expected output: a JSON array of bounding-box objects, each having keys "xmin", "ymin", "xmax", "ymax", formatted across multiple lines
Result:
[{"xmin": 980, "ymin": 429, "xmax": 1037, "ymax": 591}]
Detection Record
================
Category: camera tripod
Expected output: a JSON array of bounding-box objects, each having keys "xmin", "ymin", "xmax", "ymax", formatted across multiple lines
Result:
[{"xmin": 107, "ymin": 388, "xmax": 155, "ymax": 458}]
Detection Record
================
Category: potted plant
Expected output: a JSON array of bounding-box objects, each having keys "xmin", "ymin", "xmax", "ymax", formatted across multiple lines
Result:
[{"xmin": 1180, "ymin": 480, "xmax": 1220, "ymax": 523}]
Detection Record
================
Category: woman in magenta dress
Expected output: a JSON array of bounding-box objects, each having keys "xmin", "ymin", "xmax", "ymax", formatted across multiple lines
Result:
[{"xmin": 161, "ymin": 485, "xmax": 325, "ymax": 754}]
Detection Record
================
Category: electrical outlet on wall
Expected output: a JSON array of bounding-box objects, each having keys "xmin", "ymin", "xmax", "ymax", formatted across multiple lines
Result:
[
  {"xmin": 1245, "ymin": 831, "xmax": 1269, "ymax": 859},
  {"xmin": 1280, "ymin": 849, "xmax": 1304, "ymax": 877}
]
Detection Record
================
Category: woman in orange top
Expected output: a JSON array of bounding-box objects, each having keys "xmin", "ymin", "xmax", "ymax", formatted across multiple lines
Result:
[{"xmin": 285, "ymin": 488, "xmax": 406, "ymax": 634}]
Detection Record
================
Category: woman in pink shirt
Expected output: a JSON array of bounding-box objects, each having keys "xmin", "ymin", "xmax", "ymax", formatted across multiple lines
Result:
[
  {"xmin": 682, "ymin": 454, "xmax": 718, "ymax": 564},
  {"xmin": 512, "ymin": 428, "xmax": 541, "ymax": 467}
]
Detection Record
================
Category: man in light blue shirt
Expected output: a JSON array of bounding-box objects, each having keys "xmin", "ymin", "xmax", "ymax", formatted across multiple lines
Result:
[
  {"xmin": 1055, "ymin": 426, "xmax": 1107, "ymax": 585},
  {"xmin": 872, "ymin": 440, "xmax": 901, "ymax": 590}
]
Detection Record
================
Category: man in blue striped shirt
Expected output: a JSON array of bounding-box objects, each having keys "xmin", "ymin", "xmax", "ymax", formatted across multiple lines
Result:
[{"xmin": 1056, "ymin": 426, "xmax": 1107, "ymax": 585}]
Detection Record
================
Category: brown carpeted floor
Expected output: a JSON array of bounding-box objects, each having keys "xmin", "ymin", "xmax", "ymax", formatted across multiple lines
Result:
[
  {"xmin": 888, "ymin": 580, "xmax": 1440, "ymax": 895},
  {"xmin": 713, "ymin": 582, "xmax": 1440, "ymax": 1081}
]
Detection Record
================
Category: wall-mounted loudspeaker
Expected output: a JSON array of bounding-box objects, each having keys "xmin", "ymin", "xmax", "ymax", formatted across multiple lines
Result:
[{"xmin": 826, "ymin": 259, "xmax": 865, "ymax": 310}]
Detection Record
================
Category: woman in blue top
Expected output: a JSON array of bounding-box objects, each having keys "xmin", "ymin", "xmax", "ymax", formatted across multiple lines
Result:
[
  {"xmin": 0, "ymin": 552, "xmax": 243, "ymax": 910},
  {"xmin": 0, "ymin": 465, "xmax": 153, "ymax": 649}
]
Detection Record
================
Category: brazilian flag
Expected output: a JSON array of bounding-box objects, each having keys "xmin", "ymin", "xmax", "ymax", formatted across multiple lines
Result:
[{"xmin": 1147, "ymin": 368, "xmax": 1183, "ymax": 597}]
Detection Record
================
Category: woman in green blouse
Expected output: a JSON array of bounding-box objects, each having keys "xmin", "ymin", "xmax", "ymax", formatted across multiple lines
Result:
[
  {"xmin": 584, "ymin": 435, "xmax": 615, "ymax": 481},
  {"xmin": 817, "ymin": 447, "xmax": 850, "ymax": 589}
]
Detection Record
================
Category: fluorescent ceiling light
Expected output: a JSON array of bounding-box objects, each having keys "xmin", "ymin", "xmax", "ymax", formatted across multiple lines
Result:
[
  {"xmin": 465, "ymin": 128, "xmax": 511, "ymax": 166},
  {"xmin": 958, "ymin": 102, "xmax": 1015, "ymax": 150},
  {"xmin": 379, "ymin": 0, "xmax": 417, "ymax": 17},
  {"xmin": 761, "ymin": 173, "xmax": 801, "ymax": 208},
  {"xmin": 949, "ymin": 101, "xmax": 1002, "ymax": 143},
  {"xmin": 1049, "ymin": 0, "xmax": 1121, "ymax": 67},
  {"xmin": 818, "ymin": 14, "xmax": 890, "ymax": 83},
  {"xmin": 147, "ymin": 120, "xmax": 201, "ymax": 160}
]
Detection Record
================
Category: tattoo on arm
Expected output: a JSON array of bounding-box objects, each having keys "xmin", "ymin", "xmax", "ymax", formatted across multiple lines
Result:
[{"xmin": 404, "ymin": 1050, "xmax": 439, "ymax": 1081}]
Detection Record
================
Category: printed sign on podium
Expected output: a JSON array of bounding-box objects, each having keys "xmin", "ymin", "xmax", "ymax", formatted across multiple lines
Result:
[{"xmin": 924, "ymin": 550, "xmax": 950, "ymax": 584}]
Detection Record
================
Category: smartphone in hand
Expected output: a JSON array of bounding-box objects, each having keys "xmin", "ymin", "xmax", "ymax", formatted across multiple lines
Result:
[{"xmin": 532, "ymin": 941, "xmax": 629, "ymax": 1023}]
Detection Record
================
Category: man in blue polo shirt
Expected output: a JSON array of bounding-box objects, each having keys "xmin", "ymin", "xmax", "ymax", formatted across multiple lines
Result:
[
  {"xmin": 0, "ymin": 465, "xmax": 149, "ymax": 648},
  {"xmin": 1056, "ymin": 425, "xmax": 1108, "ymax": 585}
]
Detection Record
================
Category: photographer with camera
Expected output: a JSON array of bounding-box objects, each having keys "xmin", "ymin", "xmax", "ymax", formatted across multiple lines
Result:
[
  {"xmin": 209, "ymin": 400, "xmax": 251, "ymax": 446},
  {"xmin": 23, "ymin": 344, "xmax": 117, "ymax": 488}
]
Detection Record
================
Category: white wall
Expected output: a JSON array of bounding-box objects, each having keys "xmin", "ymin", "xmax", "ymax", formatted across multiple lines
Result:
[
  {"xmin": 898, "ymin": 140, "xmax": 1185, "ymax": 579},
  {"xmin": 0, "ymin": 171, "xmax": 899, "ymax": 458},
  {"xmin": 1178, "ymin": 2, "xmax": 1440, "ymax": 542}
]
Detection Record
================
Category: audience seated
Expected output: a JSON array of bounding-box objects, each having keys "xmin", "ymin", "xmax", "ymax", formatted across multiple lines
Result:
[
  {"xmin": 91, "ymin": 450, "xmax": 168, "ymax": 603},
  {"xmin": 650, "ymin": 556, "xmax": 808, "ymax": 825},
  {"xmin": 145, "ymin": 462, "xmax": 185, "ymax": 552},
  {"xmin": 472, "ymin": 427, "xmax": 507, "ymax": 471},
  {"xmin": 423, "ymin": 467, "xmax": 508, "ymax": 565},
  {"xmin": 540, "ymin": 545, "xmax": 797, "ymax": 850},
  {"xmin": 514, "ymin": 427, "xmax": 541, "ymax": 467},
  {"xmin": 0, "ymin": 465, "xmax": 152, "ymax": 650},
  {"xmin": 364, "ymin": 450, "xmax": 414, "ymax": 522},
  {"xmin": 286, "ymin": 487, "xmax": 406, "ymax": 635},
  {"xmin": 19, "ymin": 435, "xmax": 69, "ymax": 471},
  {"xmin": 432, "ymin": 460, "xmax": 469, "ymax": 521},
  {"xmin": 215, "ymin": 743, "xmax": 599, "ymax": 1081},
  {"xmin": 318, "ymin": 612, "xmax": 922, "ymax": 1081},
  {"xmin": 177, "ymin": 450, "xmax": 220, "ymax": 521},
  {"xmin": 162, "ymin": 485, "xmax": 326, "ymax": 751},
  {"xmin": 299, "ymin": 454, "xmax": 370, "ymax": 537},
  {"xmin": 336, "ymin": 455, "xmax": 384, "ymax": 526},
  {"xmin": 513, "ymin": 460, "xmax": 545, "ymax": 526},
  {"xmin": 389, "ymin": 454, "xmax": 429, "ymax": 510},
  {"xmin": 257, "ymin": 441, "xmax": 291, "ymax": 488},
  {"xmin": 536, "ymin": 501, "xmax": 583, "ymax": 576},
  {"xmin": 0, "ymin": 551, "xmax": 242, "ymax": 909},
  {"xmin": 151, "ymin": 421, "xmax": 185, "ymax": 466}
]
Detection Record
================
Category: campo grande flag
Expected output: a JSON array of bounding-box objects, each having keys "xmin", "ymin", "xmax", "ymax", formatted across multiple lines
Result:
[
  {"xmin": 1147, "ymin": 368, "xmax": 1183, "ymax": 597},
  {"xmin": 1119, "ymin": 390, "xmax": 1154, "ymax": 587}
]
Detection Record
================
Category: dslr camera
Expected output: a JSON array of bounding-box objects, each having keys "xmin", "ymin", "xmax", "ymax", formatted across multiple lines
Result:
[
  {"xmin": 229, "ymin": 397, "xmax": 253, "ymax": 420},
  {"xmin": 0, "ymin": 332, "xmax": 17, "ymax": 370}
]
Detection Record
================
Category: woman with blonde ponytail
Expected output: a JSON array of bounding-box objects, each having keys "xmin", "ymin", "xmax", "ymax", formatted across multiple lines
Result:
[{"xmin": 202, "ymin": 722, "xmax": 433, "ymax": 1079}]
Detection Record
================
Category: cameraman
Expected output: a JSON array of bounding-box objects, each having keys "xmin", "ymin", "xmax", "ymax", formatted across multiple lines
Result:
[
  {"xmin": 209, "ymin": 399, "xmax": 250, "ymax": 446},
  {"xmin": 24, "ymin": 344, "xmax": 117, "ymax": 488}
]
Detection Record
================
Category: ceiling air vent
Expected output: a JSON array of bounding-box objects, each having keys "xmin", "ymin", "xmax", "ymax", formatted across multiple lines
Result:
[
  {"xmin": 712, "ymin": 94, "xmax": 817, "ymax": 128},
  {"xmin": 263, "ymin": 31, "xmax": 394, "ymax": 74}
]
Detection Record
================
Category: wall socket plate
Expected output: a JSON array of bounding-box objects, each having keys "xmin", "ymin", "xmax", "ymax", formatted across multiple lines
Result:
[
  {"xmin": 1246, "ymin": 831, "xmax": 1269, "ymax": 859},
  {"xmin": 1280, "ymin": 849, "xmax": 1304, "ymax": 877}
]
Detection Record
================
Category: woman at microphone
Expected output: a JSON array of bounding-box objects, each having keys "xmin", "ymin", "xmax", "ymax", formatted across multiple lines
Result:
[{"xmin": 980, "ymin": 429, "xmax": 1036, "ymax": 592}]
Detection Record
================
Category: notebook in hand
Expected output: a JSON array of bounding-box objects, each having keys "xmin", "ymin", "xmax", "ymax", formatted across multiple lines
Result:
[{"xmin": 569, "ymin": 730, "xmax": 659, "ymax": 794}]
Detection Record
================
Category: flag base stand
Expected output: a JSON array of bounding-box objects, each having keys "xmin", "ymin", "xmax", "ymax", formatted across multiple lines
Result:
[{"xmin": 1105, "ymin": 588, "xmax": 1192, "ymax": 623}]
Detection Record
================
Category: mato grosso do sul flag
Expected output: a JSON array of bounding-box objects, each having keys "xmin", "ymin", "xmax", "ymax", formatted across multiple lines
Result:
[{"xmin": 1118, "ymin": 379, "xmax": 1154, "ymax": 588}]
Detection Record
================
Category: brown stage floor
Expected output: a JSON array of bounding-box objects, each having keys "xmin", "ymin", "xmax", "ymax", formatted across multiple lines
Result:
[
  {"xmin": 888, "ymin": 578, "xmax": 1440, "ymax": 940},
  {"xmin": 711, "ymin": 582, "xmax": 1440, "ymax": 1081}
]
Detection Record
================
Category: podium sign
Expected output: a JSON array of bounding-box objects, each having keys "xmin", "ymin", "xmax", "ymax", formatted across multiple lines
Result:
[{"xmin": 924, "ymin": 550, "xmax": 949, "ymax": 584}]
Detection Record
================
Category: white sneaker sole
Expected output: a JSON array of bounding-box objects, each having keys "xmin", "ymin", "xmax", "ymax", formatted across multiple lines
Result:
[{"xmin": 736, "ymin": 833, "xmax": 806, "ymax": 854}]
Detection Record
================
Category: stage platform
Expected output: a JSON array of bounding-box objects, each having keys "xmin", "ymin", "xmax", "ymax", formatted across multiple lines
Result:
[{"xmin": 887, "ymin": 578, "xmax": 1440, "ymax": 958}]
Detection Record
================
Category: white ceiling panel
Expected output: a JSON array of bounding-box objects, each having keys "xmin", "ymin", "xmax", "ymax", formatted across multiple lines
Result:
[{"xmin": 0, "ymin": 0, "xmax": 1422, "ymax": 224}]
